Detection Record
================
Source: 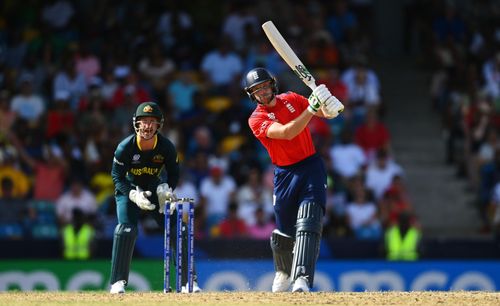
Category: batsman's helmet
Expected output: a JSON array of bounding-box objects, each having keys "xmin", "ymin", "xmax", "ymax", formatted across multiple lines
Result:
[
  {"xmin": 244, "ymin": 68, "xmax": 278, "ymax": 103},
  {"xmin": 133, "ymin": 101, "xmax": 164, "ymax": 136}
]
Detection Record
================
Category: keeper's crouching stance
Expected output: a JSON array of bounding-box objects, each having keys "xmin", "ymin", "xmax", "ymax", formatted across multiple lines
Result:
[
  {"xmin": 244, "ymin": 68, "xmax": 343, "ymax": 292},
  {"xmin": 109, "ymin": 101, "xmax": 201, "ymax": 294}
]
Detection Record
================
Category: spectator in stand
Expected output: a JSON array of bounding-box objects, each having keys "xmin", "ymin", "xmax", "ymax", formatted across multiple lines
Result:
[
  {"xmin": 62, "ymin": 208, "xmax": 95, "ymax": 260},
  {"xmin": 325, "ymin": 0, "xmax": 358, "ymax": 45},
  {"xmin": 3, "ymin": 29, "xmax": 28, "ymax": 71},
  {"xmin": 55, "ymin": 177, "xmax": 97, "ymax": 225},
  {"xmin": 200, "ymin": 35, "xmax": 243, "ymax": 99},
  {"xmin": 100, "ymin": 69, "xmax": 119, "ymax": 105},
  {"xmin": 0, "ymin": 90, "xmax": 16, "ymax": 136},
  {"xmin": 45, "ymin": 91, "xmax": 75, "ymax": 139},
  {"xmin": 75, "ymin": 43, "xmax": 101, "ymax": 83},
  {"xmin": 222, "ymin": 2, "xmax": 259, "ymax": 52},
  {"xmin": 470, "ymin": 129, "xmax": 499, "ymax": 191},
  {"xmin": 345, "ymin": 182, "xmax": 381, "ymax": 239},
  {"xmin": 379, "ymin": 175, "xmax": 413, "ymax": 228},
  {"xmin": 185, "ymin": 126, "xmax": 216, "ymax": 159},
  {"xmin": 199, "ymin": 160, "xmax": 237, "ymax": 232},
  {"xmin": 355, "ymin": 106, "xmax": 391, "ymax": 161},
  {"xmin": 365, "ymin": 148, "xmax": 403, "ymax": 201},
  {"xmin": 138, "ymin": 43, "xmax": 176, "ymax": 100},
  {"xmin": 156, "ymin": 2, "xmax": 193, "ymax": 52},
  {"xmin": 329, "ymin": 128, "xmax": 367, "ymax": 185},
  {"xmin": 53, "ymin": 57, "xmax": 87, "ymax": 111},
  {"xmin": 10, "ymin": 133, "xmax": 67, "ymax": 202},
  {"xmin": 305, "ymin": 31, "xmax": 339, "ymax": 69},
  {"xmin": 41, "ymin": 0, "xmax": 75, "ymax": 30},
  {"xmin": 343, "ymin": 62, "xmax": 381, "ymax": 127},
  {"xmin": 186, "ymin": 151, "xmax": 210, "ymax": 190},
  {"xmin": 342, "ymin": 56, "xmax": 380, "ymax": 94},
  {"xmin": 216, "ymin": 202, "xmax": 248, "ymax": 238},
  {"xmin": 110, "ymin": 70, "xmax": 151, "ymax": 110},
  {"xmin": 167, "ymin": 70, "xmax": 202, "ymax": 137},
  {"xmin": 174, "ymin": 173, "xmax": 199, "ymax": 204},
  {"xmin": 0, "ymin": 152, "xmax": 30, "ymax": 199},
  {"xmin": 236, "ymin": 167, "xmax": 273, "ymax": 226},
  {"xmin": 482, "ymin": 52, "xmax": 500, "ymax": 100},
  {"xmin": 10, "ymin": 73, "xmax": 45, "ymax": 124},
  {"xmin": 385, "ymin": 210, "xmax": 421, "ymax": 261},
  {"xmin": 244, "ymin": 38, "xmax": 286, "ymax": 76},
  {"xmin": 431, "ymin": 2, "xmax": 466, "ymax": 45},
  {"xmin": 111, "ymin": 86, "xmax": 140, "ymax": 138},
  {"xmin": 174, "ymin": 172, "xmax": 200, "ymax": 227},
  {"xmin": 247, "ymin": 206, "xmax": 275, "ymax": 239}
]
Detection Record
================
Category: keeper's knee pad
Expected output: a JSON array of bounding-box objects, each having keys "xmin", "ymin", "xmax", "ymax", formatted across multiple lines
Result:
[
  {"xmin": 290, "ymin": 202, "xmax": 323, "ymax": 287},
  {"xmin": 110, "ymin": 224, "xmax": 138, "ymax": 284},
  {"xmin": 270, "ymin": 229, "xmax": 295, "ymax": 275}
]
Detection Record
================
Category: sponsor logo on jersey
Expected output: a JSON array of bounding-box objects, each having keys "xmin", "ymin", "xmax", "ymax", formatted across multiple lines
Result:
[
  {"xmin": 267, "ymin": 113, "xmax": 276, "ymax": 121},
  {"xmin": 132, "ymin": 154, "xmax": 141, "ymax": 164},
  {"xmin": 152, "ymin": 154, "xmax": 164, "ymax": 163},
  {"xmin": 285, "ymin": 103, "xmax": 296, "ymax": 113}
]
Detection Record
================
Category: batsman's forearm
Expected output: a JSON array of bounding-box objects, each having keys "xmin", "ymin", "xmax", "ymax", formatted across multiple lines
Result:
[{"xmin": 278, "ymin": 110, "xmax": 314, "ymax": 140}]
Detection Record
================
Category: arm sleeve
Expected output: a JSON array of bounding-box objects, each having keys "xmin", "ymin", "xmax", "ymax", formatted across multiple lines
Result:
[
  {"xmin": 248, "ymin": 113, "xmax": 274, "ymax": 140},
  {"xmin": 111, "ymin": 144, "xmax": 133, "ymax": 195}
]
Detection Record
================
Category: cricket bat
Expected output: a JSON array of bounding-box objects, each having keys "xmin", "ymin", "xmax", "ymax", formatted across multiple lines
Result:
[
  {"xmin": 262, "ymin": 21, "xmax": 343, "ymax": 115},
  {"xmin": 262, "ymin": 20, "xmax": 317, "ymax": 91}
]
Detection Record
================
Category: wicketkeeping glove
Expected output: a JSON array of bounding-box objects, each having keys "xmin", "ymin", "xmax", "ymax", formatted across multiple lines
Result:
[
  {"xmin": 157, "ymin": 183, "xmax": 177, "ymax": 214},
  {"xmin": 322, "ymin": 95, "xmax": 345, "ymax": 119},
  {"xmin": 307, "ymin": 84, "xmax": 332, "ymax": 114},
  {"xmin": 129, "ymin": 186, "xmax": 155, "ymax": 210}
]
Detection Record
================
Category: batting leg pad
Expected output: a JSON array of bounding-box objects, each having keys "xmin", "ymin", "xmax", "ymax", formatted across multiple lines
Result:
[
  {"xmin": 110, "ymin": 224, "xmax": 138, "ymax": 285},
  {"xmin": 270, "ymin": 229, "xmax": 295, "ymax": 275},
  {"xmin": 290, "ymin": 202, "xmax": 324, "ymax": 288}
]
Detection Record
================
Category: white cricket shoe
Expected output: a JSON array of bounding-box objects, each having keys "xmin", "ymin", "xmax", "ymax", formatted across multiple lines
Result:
[
  {"xmin": 110, "ymin": 280, "xmax": 126, "ymax": 294},
  {"xmin": 292, "ymin": 276, "xmax": 310, "ymax": 293},
  {"xmin": 181, "ymin": 281, "xmax": 202, "ymax": 293},
  {"xmin": 272, "ymin": 271, "xmax": 291, "ymax": 292}
]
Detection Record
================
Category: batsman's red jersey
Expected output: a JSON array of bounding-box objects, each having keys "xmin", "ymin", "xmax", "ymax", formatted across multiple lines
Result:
[{"xmin": 248, "ymin": 92, "xmax": 316, "ymax": 166}]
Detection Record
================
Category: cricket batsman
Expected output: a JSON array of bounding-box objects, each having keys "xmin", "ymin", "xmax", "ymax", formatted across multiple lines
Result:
[{"xmin": 244, "ymin": 68, "xmax": 343, "ymax": 292}]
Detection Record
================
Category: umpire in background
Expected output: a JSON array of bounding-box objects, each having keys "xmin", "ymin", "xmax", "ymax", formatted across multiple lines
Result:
[{"xmin": 109, "ymin": 101, "xmax": 200, "ymax": 293}]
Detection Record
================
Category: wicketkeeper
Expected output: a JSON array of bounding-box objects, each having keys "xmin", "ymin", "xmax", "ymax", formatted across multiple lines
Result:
[
  {"xmin": 244, "ymin": 68, "xmax": 343, "ymax": 292},
  {"xmin": 109, "ymin": 101, "xmax": 201, "ymax": 294}
]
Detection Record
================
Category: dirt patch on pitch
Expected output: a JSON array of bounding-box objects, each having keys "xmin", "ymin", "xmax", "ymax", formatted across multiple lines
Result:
[{"xmin": 1, "ymin": 291, "xmax": 499, "ymax": 306}]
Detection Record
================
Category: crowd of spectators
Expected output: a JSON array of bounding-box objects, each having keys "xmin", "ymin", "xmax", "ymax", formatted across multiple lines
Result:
[
  {"xmin": 421, "ymin": 0, "xmax": 500, "ymax": 237},
  {"xmin": 0, "ymin": 0, "xmax": 421, "ymax": 251}
]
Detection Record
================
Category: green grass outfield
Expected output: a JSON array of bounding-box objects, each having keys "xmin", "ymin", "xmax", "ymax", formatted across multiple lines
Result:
[{"xmin": 0, "ymin": 291, "xmax": 499, "ymax": 306}]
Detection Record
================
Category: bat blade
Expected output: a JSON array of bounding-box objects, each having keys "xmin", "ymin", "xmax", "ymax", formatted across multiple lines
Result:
[{"xmin": 262, "ymin": 21, "xmax": 316, "ymax": 90}]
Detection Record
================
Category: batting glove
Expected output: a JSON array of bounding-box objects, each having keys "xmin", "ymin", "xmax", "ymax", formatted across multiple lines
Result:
[
  {"xmin": 322, "ymin": 95, "xmax": 344, "ymax": 119},
  {"xmin": 157, "ymin": 183, "xmax": 177, "ymax": 214},
  {"xmin": 129, "ymin": 186, "xmax": 155, "ymax": 210},
  {"xmin": 308, "ymin": 84, "xmax": 332, "ymax": 114}
]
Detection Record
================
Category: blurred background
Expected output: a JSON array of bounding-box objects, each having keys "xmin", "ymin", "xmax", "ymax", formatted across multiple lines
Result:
[{"xmin": 0, "ymin": 0, "xmax": 499, "ymax": 292}]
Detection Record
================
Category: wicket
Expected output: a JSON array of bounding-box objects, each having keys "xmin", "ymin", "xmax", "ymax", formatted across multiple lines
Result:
[{"xmin": 163, "ymin": 198, "xmax": 195, "ymax": 293}]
